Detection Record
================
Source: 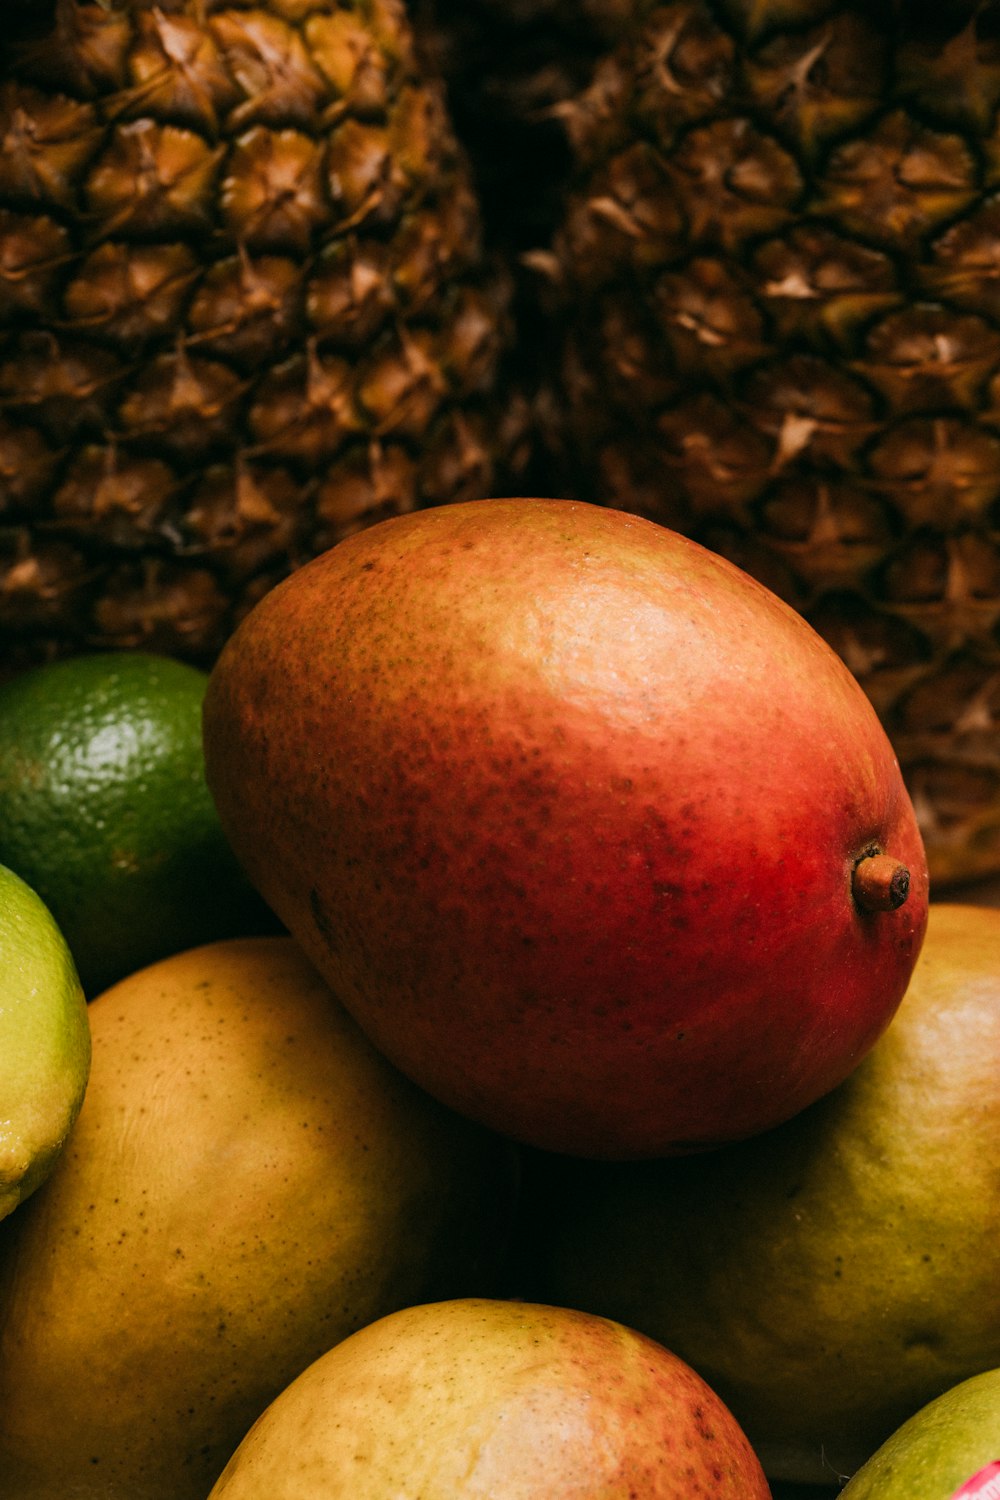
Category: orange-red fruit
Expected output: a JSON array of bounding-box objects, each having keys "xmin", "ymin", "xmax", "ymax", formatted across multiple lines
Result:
[
  {"xmin": 207, "ymin": 1299, "xmax": 773, "ymax": 1499},
  {"xmin": 203, "ymin": 498, "xmax": 929, "ymax": 1157}
]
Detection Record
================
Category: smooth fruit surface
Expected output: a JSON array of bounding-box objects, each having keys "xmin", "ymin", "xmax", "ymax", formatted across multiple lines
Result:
[
  {"xmin": 0, "ymin": 936, "xmax": 518, "ymax": 1500},
  {"xmin": 204, "ymin": 496, "xmax": 928, "ymax": 1157},
  {"xmin": 840, "ymin": 1369, "xmax": 1000, "ymax": 1499},
  {"xmin": 0, "ymin": 863, "xmax": 90, "ymax": 1222},
  {"xmin": 513, "ymin": 902, "xmax": 1000, "ymax": 1481},
  {"xmin": 0, "ymin": 651, "xmax": 278, "ymax": 996},
  {"xmin": 208, "ymin": 1297, "xmax": 772, "ymax": 1498}
]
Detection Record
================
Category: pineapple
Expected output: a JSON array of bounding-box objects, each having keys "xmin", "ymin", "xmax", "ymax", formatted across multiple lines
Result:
[
  {"xmin": 534, "ymin": 0, "xmax": 1000, "ymax": 888},
  {"xmin": 408, "ymin": 0, "xmax": 627, "ymax": 480},
  {"xmin": 412, "ymin": 0, "xmax": 625, "ymax": 256},
  {"xmin": 0, "ymin": 0, "xmax": 526, "ymax": 672}
]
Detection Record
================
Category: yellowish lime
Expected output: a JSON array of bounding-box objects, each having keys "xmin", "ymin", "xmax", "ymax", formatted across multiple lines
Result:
[
  {"xmin": 840, "ymin": 1369, "xmax": 1000, "ymax": 1498},
  {"xmin": 0, "ymin": 861, "xmax": 90, "ymax": 1221}
]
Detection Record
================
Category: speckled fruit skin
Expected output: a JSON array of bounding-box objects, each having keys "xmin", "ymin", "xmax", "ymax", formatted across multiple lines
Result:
[
  {"xmin": 0, "ymin": 937, "xmax": 518, "ymax": 1500},
  {"xmin": 203, "ymin": 497, "xmax": 929, "ymax": 1158},
  {"xmin": 208, "ymin": 1298, "xmax": 773, "ymax": 1499},
  {"xmin": 510, "ymin": 904, "xmax": 1000, "ymax": 1483}
]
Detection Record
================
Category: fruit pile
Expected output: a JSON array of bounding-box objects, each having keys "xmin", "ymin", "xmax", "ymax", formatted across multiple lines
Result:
[
  {"xmin": 1, "ymin": 496, "xmax": 999, "ymax": 1499},
  {"xmin": 1, "ymin": 0, "xmax": 1000, "ymax": 1491},
  {"xmin": 2, "ymin": 0, "xmax": 1000, "ymax": 888}
]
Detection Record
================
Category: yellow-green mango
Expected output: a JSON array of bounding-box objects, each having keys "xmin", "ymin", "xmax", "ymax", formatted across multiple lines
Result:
[
  {"xmin": 511, "ymin": 903, "xmax": 1000, "ymax": 1482},
  {"xmin": 0, "ymin": 936, "xmax": 517, "ymax": 1499}
]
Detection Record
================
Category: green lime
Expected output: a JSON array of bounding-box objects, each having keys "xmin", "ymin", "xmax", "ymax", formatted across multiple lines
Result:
[
  {"xmin": 840, "ymin": 1369, "xmax": 1000, "ymax": 1498},
  {"xmin": 0, "ymin": 652, "xmax": 279, "ymax": 997},
  {"xmin": 0, "ymin": 861, "xmax": 90, "ymax": 1221}
]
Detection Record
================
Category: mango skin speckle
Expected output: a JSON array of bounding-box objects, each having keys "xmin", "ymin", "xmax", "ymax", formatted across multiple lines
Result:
[
  {"xmin": 0, "ymin": 937, "xmax": 517, "ymax": 1500},
  {"xmin": 515, "ymin": 905, "xmax": 1000, "ymax": 1481},
  {"xmin": 204, "ymin": 497, "xmax": 929, "ymax": 1157},
  {"xmin": 207, "ymin": 1298, "xmax": 773, "ymax": 1499}
]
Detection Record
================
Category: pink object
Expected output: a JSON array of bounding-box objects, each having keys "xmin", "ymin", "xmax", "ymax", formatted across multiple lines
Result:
[{"xmin": 951, "ymin": 1463, "xmax": 1000, "ymax": 1499}]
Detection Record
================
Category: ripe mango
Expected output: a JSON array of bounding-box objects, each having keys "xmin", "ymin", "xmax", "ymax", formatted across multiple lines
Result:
[
  {"xmin": 204, "ymin": 498, "xmax": 928, "ymax": 1157},
  {"xmin": 512, "ymin": 903, "xmax": 1000, "ymax": 1481},
  {"xmin": 207, "ymin": 1299, "xmax": 773, "ymax": 1498},
  {"xmin": 0, "ymin": 937, "xmax": 517, "ymax": 1499}
]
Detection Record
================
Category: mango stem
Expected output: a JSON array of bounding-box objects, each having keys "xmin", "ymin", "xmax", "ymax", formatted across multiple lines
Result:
[{"xmin": 852, "ymin": 851, "xmax": 910, "ymax": 913}]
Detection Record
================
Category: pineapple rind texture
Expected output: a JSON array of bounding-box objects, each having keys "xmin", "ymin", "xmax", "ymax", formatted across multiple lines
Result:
[
  {"xmin": 0, "ymin": 0, "xmax": 524, "ymax": 671},
  {"xmin": 539, "ymin": 0, "xmax": 1000, "ymax": 887}
]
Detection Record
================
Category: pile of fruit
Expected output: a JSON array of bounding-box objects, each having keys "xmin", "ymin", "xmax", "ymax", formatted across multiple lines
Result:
[
  {"xmin": 1, "ymin": 495, "xmax": 999, "ymax": 1499},
  {"xmin": 2, "ymin": 0, "xmax": 1000, "ymax": 890},
  {"xmin": 1, "ymin": 0, "xmax": 1000, "ymax": 1494}
]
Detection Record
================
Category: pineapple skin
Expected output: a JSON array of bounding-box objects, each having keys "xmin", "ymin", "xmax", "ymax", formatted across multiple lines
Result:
[
  {"xmin": 0, "ymin": 0, "xmax": 527, "ymax": 672},
  {"xmin": 540, "ymin": 0, "xmax": 1000, "ymax": 888},
  {"xmin": 412, "ymin": 0, "xmax": 628, "ymax": 256}
]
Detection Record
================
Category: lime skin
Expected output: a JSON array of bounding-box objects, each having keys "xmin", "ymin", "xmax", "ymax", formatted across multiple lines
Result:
[{"xmin": 0, "ymin": 651, "xmax": 280, "ymax": 997}]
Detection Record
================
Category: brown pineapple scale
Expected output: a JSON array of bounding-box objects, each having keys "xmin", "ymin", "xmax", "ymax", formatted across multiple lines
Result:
[
  {"xmin": 540, "ymin": 0, "xmax": 1000, "ymax": 885},
  {"xmin": 0, "ymin": 0, "xmax": 522, "ymax": 669}
]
